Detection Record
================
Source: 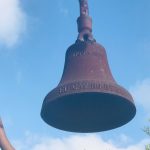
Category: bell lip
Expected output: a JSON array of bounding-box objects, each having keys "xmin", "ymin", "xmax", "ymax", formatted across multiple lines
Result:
[{"xmin": 41, "ymin": 90, "xmax": 136, "ymax": 133}]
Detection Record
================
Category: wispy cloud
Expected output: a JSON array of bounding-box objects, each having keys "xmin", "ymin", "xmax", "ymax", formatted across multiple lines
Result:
[
  {"xmin": 16, "ymin": 71, "xmax": 23, "ymax": 85},
  {"xmin": 0, "ymin": 0, "xmax": 27, "ymax": 47},
  {"xmin": 13, "ymin": 133, "xmax": 150, "ymax": 150},
  {"xmin": 130, "ymin": 78, "xmax": 150, "ymax": 114},
  {"xmin": 58, "ymin": 0, "xmax": 69, "ymax": 17},
  {"xmin": 59, "ymin": 8, "xmax": 69, "ymax": 16}
]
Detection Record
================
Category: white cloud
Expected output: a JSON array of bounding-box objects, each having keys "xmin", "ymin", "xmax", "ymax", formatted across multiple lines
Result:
[
  {"xmin": 13, "ymin": 134, "xmax": 150, "ymax": 150},
  {"xmin": 0, "ymin": 0, "xmax": 26, "ymax": 47},
  {"xmin": 111, "ymin": 134, "xmax": 133, "ymax": 147},
  {"xmin": 130, "ymin": 78, "xmax": 150, "ymax": 113}
]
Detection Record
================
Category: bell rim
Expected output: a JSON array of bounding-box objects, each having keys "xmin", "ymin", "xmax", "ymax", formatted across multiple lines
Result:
[{"xmin": 41, "ymin": 89, "xmax": 136, "ymax": 133}]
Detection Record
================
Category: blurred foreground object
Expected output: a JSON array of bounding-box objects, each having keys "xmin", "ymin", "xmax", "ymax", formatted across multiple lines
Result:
[{"xmin": 0, "ymin": 118, "xmax": 15, "ymax": 150}]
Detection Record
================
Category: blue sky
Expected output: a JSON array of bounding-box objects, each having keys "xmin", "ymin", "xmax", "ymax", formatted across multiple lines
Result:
[{"xmin": 0, "ymin": 0, "xmax": 150, "ymax": 149}]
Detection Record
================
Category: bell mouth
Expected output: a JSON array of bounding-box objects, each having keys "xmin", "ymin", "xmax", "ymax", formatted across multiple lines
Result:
[{"xmin": 41, "ymin": 92, "xmax": 136, "ymax": 133}]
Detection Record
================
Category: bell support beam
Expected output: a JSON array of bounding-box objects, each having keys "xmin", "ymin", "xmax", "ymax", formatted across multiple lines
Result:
[
  {"xmin": 79, "ymin": 0, "xmax": 89, "ymax": 16},
  {"xmin": 77, "ymin": 0, "xmax": 94, "ymax": 42}
]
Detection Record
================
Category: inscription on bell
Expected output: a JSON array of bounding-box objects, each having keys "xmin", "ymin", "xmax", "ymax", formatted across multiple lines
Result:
[
  {"xmin": 72, "ymin": 51, "xmax": 87, "ymax": 57},
  {"xmin": 59, "ymin": 81, "xmax": 117, "ymax": 94},
  {"xmin": 69, "ymin": 50, "xmax": 100, "ymax": 57},
  {"xmin": 59, "ymin": 82, "xmax": 88, "ymax": 93}
]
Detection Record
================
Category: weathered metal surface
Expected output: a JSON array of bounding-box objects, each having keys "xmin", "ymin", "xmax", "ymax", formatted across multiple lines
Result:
[
  {"xmin": 41, "ymin": 41, "xmax": 136, "ymax": 132},
  {"xmin": 41, "ymin": 0, "xmax": 136, "ymax": 132}
]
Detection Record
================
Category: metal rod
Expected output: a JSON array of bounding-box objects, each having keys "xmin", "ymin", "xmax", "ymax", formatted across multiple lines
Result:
[
  {"xmin": 77, "ymin": 0, "xmax": 95, "ymax": 42},
  {"xmin": 79, "ymin": 0, "xmax": 89, "ymax": 16}
]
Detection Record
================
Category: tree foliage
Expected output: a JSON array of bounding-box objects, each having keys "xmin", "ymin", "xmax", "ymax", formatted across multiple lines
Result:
[{"xmin": 144, "ymin": 120, "xmax": 150, "ymax": 150}]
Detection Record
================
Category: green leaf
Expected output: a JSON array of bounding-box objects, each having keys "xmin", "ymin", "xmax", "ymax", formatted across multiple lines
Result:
[
  {"xmin": 146, "ymin": 144, "xmax": 150, "ymax": 150},
  {"xmin": 144, "ymin": 127, "xmax": 150, "ymax": 136}
]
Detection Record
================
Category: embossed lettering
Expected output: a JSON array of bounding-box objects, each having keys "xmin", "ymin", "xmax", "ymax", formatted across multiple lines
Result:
[{"xmin": 58, "ymin": 82, "xmax": 127, "ymax": 100}]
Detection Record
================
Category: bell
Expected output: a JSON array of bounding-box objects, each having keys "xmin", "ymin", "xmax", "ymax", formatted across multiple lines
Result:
[{"xmin": 41, "ymin": 0, "xmax": 136, "ymax": 133}]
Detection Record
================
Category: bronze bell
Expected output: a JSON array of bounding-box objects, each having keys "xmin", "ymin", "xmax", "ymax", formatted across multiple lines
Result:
[{"xmin": 41, "ymin": 0, "xmax": 136, "ymax": 133}]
